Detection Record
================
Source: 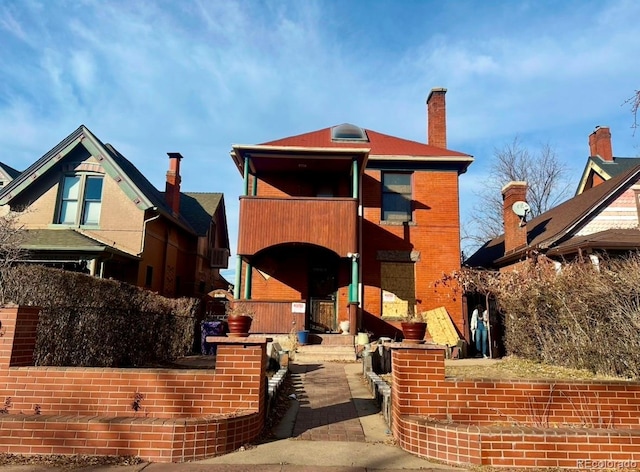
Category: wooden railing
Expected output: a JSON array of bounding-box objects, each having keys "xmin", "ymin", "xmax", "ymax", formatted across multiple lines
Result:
[
  {"xmin": 237, "ymin": 197, "xmax": 357, "ymax": 256},
  {"xmin": 239, "ymin": 299, "xmax": 306, "ymax": 334}
]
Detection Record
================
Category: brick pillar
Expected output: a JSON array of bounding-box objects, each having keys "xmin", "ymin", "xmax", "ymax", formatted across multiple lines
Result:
[
  {"xmin": 0, "ymin": 306, "xmax": 40, "ymax": 368},
  {"xmin": 390, "ymin": 345, "xmax": 446, "ymax": 440},
  {"xmin": 502, "ymin": 181, "xmax": 528, "ymax": 253},
  {"xmin": 427, "ymin": 88, "xmax": 447, "ymax": 148},
  {"xmin": 588, "ymin": 126, "xmax": 613, "ymax": 161}
]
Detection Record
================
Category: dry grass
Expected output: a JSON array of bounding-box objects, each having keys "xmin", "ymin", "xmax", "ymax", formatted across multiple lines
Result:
[
  {"xmin": 379, "ymin": 355, "xmax": 628, "ymax": 386},
  {"xmin": 445, "ymin": 356, "xmax": 627, "ymax": 381}
]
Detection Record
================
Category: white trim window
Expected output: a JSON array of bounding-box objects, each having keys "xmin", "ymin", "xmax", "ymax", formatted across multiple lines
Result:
[{"xmin": 57, "ymin": 174, "xmax": 104, "ymax": 226}]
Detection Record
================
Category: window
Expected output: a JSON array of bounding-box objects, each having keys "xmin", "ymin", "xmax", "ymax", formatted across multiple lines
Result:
[
  {"xmin": 58, "ymin": 175, "xmax": 103, "ymax": 225},
  {"xmin": 382, "ymin": 172, "xmax": 412, "ymax": 222}
]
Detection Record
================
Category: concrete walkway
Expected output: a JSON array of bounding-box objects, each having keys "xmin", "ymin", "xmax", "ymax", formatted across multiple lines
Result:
[
  {"xmin": 196, "ymin": 361, "xmax": 460, "ymax": 470},
  {"xmin": 0, "ymin": 361, "xmax": 464, "ymax": 471}
]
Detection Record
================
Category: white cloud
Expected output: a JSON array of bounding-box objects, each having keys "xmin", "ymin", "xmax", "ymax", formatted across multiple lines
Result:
[{"xmin": 1, "ymin": 0, "xmax": 639, "ymax": 260}]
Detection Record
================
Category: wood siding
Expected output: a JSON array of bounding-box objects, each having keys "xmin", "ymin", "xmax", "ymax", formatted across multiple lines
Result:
[
  {"xmin": 237, "ymin": 197, "xmax": 357, "ymax": 256},
  {"xmin": 239, "ymin": 299, "xmax": 306, "ymax": 334}
]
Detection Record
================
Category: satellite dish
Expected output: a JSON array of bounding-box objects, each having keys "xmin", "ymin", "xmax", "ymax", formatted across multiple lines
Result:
[{"xmin": 512, "ymin": 201, "xmax": 531, "ymax": 217}]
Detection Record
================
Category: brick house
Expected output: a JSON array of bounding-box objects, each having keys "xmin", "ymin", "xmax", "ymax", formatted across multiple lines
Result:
[
  {"xmin": 0, "ymin": 125, "xmax": 230, "ymax": 298},
  {"xmin": 230, "ymin": 88, "xmax": 473, "ymax": 338},
  {"xmin": 576, "ymin": 126, "xmax": 640, "ymax": 194},
  {"xmin": 466, "ymin": 127, "xmax": 640, "ymax": 271}
]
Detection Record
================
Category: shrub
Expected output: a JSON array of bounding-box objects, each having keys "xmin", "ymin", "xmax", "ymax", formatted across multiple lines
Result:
[
  {"xmin": 1, "ymin": 265, "xmax": 199, "ymax": 367},
  {"xmin": 442, "ymin": 254, "xmax": 640, "ymax": 379}
]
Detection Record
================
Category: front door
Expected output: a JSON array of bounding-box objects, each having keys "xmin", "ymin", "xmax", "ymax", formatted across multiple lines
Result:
[{"xmin": 308, "ymin": 260, "xmax": 337, "ymax": 332}]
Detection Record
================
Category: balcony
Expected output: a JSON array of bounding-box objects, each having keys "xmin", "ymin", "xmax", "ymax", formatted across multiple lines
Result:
[
  {"xmin": 238, "ymin": 299, "xmax": 306, "ymax": 334},
  {"xmin": 237, "ymin": 196, "xmax": 358, "ymax": 256}
]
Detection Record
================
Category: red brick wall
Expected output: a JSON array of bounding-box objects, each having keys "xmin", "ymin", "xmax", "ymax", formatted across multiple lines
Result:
[
  {"xmin": 0, "ymin": 306, "xmax": 40, "ymax": 368},
  {"xmin": 390, "ymin": 345, "xmax": 640, "ymax": 468},
  {"xmin": 0, "ymin": 307, "xmax": 267, "ymax": 463},
  {"xmin": 362, "ymin": 170, "xmax": 463, "ymax": 334},
  {"xmin": 241, "ymin": 160, "xmax": 465, "ymax": 338}
]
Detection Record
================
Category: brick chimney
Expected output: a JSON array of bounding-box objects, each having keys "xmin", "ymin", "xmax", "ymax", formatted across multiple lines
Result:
[
  {"xmin": 427, "ymin": 87, "xmax": 447, "ymax": 148},
  {"xmin": 588, "ymin": 126, "xmax": 613, "ymax": 161},
  {"xmin": 502, "ymin": 181, "xmax": 528, "ymax": 254},
  {"xmin": 165, "ymin": 152, "xmax": 183, "ymax": 215}
]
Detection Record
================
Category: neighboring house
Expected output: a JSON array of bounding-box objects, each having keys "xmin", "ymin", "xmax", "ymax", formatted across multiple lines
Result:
[
  {"xmin": 0, "ymin": 125, "xmax": 230, "ymax": 298},
  {"xmin": 0, "ymin": 162, "xmax": 21, "ymax": 189},
  {"xmin": 465, "ymin": 164, "xmax": 640, "ymax": 271},
  {"xmin": 576, "ymin": 126, "xmax": 640, "ymax": 194},
  {"xmin": 230, "ymin": 88, "xmax": 473, "ymax": 338}
]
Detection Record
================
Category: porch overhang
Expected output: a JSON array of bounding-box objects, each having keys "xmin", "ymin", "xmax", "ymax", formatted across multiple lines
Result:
[{"xmin": 230, "ymin": 145, "xmax": 369, "ymax": 176}]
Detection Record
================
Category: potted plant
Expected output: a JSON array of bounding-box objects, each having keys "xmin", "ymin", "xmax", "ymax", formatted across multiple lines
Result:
[
  {"xmin": 400, "ymin": 310, "xmax": 427, "ymax": 343},
  {"xmin": 225, "ymin": 301, "xmax": 255, "ymax": 337}
]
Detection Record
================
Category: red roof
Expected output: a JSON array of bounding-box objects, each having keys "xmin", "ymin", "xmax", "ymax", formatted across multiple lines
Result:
[{"xmin": 262, "ymin": 126, "xmax": 470, "ymax": 157}]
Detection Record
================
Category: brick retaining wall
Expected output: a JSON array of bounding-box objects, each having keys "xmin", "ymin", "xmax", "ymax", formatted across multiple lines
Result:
[
  {"xmin": 0, "ymin": 306, "xmax": 268, "ymax": 462},
  {"xmin": 389, "ymin": 344, "xmax": 640, "ymax": 468}
]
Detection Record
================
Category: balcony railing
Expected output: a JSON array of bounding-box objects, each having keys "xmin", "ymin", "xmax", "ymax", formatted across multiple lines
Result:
[
  {"xmin": 238, "ymin": 299, "xmax": 306, "ymax": 334},
  {"xmin": 237, "ymin": 196, "xmax": 357, "ymax": 256}
]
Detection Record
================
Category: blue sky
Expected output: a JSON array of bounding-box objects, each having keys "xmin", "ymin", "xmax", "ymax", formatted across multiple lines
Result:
[{"xmin": 1, "ymin": 0, "xmax": 639, "ymax": 279}]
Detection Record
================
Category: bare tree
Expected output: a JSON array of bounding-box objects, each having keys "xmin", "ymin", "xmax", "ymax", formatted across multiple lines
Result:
[
  {"xmin": 466, "ymin": 137, "xmax": 572, "ymax": 246},
  {"xmin": 0, "ymin": 210, "xmax": 26, "ymax": 304},
  {"xmin": 624, "ymin": 90, "xmax": 640, "ymax": 135}
]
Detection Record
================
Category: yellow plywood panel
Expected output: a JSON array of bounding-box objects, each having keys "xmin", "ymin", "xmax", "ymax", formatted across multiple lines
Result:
[{"xmin": 425, "ymin": 307, "xmax": 460, "ymax": 347}]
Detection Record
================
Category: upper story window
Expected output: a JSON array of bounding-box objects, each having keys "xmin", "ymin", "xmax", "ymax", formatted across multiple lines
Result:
[
  {"xmin": 382, "ymin": 172, "xmax": 412, "ymax": 222},
  {"xmin": 57, "ymin": 174, "xmax": 104, "ymax": 226}
]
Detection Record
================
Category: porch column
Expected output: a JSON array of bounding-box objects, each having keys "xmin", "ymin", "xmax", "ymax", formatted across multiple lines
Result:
[
  {"xmin": 244, "ymin": 261, "xmax": 253, "ymax": 299},
  {"xmin": 243, "ymin": 156, "xmax": 250, "ymax": 196},
  {"xmin": 235, "ymin": 156, "xmax": 252, "ymax": 300},
  {"xmin": 352, "ymin": 159, "xmax": 358, "ymax": 199},
  {"xmin": 349, "ymin": 158, "xmax": 360, "ymax": 302},
  {"xmin": 233, "ymin": 257, "xmax": 242, "ymax": 299},
  {"xmin": 349, "ymin": 158, "xmax": 360, "ymax": 334},
  {"xmin": 349, "ymin": 254, "xmax": 359, "ymax": 303}
]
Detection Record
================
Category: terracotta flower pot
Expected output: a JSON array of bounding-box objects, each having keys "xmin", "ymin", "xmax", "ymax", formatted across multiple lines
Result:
[
  {"xmin": 401, "ymin": 321, "xmax": 427, "ymax": 344},
  {"xmin": 227, "ymin": 314, "xmax": 253, "ymax": 337}
]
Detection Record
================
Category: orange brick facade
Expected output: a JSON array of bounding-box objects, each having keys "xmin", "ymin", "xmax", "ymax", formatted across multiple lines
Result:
[
  {"xmin": 390, "ymin": 345, "xmax": 640, "ymax": 468},
  {"xmin": 0, "ymin": 306, "xmax": 267, "ymax": 463},
  {"xmin": 361, "ymin": 169, "xmax": 463, "ymax": 335},
  {"xmin": 238, "ymin": 166, "xmax": 464, "ymax": 337}
]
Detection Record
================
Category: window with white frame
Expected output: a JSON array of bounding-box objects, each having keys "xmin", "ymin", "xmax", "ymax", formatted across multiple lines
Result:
[{"xmin": 57, "ymin": 174, "xmax": 104, "ymax": 225}]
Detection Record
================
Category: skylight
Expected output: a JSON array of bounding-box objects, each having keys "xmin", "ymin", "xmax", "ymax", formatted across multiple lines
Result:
[{"xmin": 331, "ymin": 123, "xmax": 368, "ymax": 142}]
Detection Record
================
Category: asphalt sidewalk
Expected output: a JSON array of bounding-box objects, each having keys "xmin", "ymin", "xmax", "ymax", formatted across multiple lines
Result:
[{"xmin": 0, "ymin": 361, "xmax": 464, "ymax": 471}]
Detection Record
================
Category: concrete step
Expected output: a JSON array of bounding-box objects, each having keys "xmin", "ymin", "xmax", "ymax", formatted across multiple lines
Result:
[
  {"xmin": 305, "ymin": 333, "xmax": 355, "ymax": 346},
  {"xmin": 293, "ymin": 344, "xmax": 357, "ymax": 362}
]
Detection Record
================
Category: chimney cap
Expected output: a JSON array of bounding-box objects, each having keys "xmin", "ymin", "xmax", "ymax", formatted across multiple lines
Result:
[
  {"xmin": 501, "ymin": 181, "xmax": 527, "ymax": 194},
  {"xmin": 426, "ymin": 87, "xmax": 447, "ymax": 103},
  {"xmin": 167, "ymin": 152, "xmax": 184, "ymax": 160}
]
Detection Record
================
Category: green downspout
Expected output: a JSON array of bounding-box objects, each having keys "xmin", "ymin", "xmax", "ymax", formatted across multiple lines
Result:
[
  {"xmin": 350, "ymin": 159, "xmax": 359, "ymax": 303},
  {"xmin": 233, "ymin": 156, "xmax": 251, "ymax": 299}
]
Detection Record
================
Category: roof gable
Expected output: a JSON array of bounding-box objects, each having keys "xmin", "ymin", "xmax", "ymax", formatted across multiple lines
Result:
[
  {"xmin": 0, "ymin": 125, "xmax": 202, "ymax": 234},
  {"xmin": 0, "ymin": 125, "xmax": 155, "ymax": 210},
  {"xmin": 0, "ymin": 162, "xmax": 21, "ymax": 182},
  {"xmin": 262, "ymin": 125, "xmax": 471, "ymax": 158},
  {"xmin": 576, "ymin": 156, "xmax": 640, "ymax": 195},
  {"xmin": 178, "ymin": 192, "xmax": 223, "ymax": 236}
]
